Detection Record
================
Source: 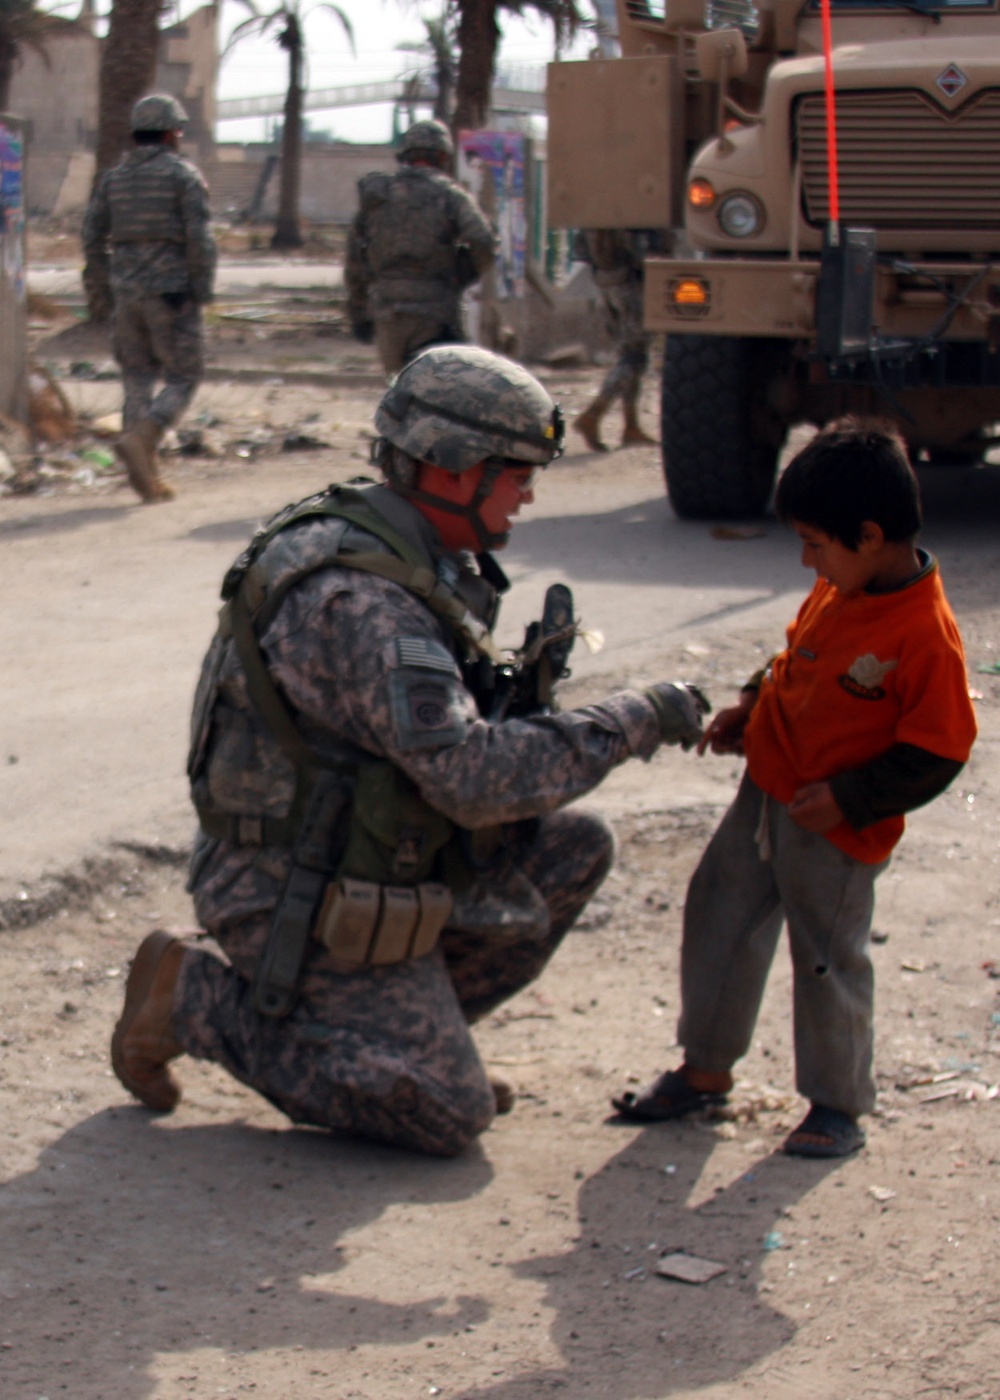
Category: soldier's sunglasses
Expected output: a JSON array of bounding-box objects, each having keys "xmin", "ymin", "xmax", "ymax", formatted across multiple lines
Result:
[{"xmin": 483, "ymin": 460, "xmax": 541, "ymax": 492}]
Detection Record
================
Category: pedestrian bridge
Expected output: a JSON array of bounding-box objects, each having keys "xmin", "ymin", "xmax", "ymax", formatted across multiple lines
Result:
[{"xmin": 216, "ymin": 68, "xmax": 547, "ymax": 122}]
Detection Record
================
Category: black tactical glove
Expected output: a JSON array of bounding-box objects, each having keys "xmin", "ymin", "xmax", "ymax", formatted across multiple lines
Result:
[
  {"xmin": 454, "ymin": 245, "xmax": 478, "ymax": 290},
  {"xmin": 644, "ymin": 682, "xmax": 712, "ymax": 750}
]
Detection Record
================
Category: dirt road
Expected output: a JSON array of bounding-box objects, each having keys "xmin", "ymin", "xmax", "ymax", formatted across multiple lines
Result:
[{"xmin": 1, "ymin": 290, "xmax": 998, "ymax": 1399}]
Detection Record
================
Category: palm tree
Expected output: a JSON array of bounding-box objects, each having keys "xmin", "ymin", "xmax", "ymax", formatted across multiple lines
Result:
[
  {"xmin": 224, "ymin": 0, "xmax": 353, "ymax": 250},
  {"xmin": 396, "ymin": 9, "xmax": 457, "ymax": 124},
  {"xmin": 452, "ymin": 0, "xmax": 586, "ymax": 131},
  {"xmin": 0, "ymin": 0, "xmax": 67, "ymax": 112},
  {"xmin": 93, "ymin": 0, "xmax": 163, "ymax": 185}
]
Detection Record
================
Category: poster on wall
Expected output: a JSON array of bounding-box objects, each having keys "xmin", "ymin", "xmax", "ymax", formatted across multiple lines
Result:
[
  {"xmin": 457, "ymin": 131, "xmax": 526, "ymax": 301},
  {"xmin": 0, "ymin": 122, "xmax": 26, "ymax": 302}
]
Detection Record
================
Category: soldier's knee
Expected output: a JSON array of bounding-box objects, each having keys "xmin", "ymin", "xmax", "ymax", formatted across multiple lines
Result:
[{"xmin": 571, "ymin": 811, "xmax": 617, "ymax": 882}]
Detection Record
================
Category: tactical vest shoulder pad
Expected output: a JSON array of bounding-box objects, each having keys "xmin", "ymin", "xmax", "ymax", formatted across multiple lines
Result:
[
  {"xmin": 221, "ymin": 486, "xmax": 355, "ymax": 602},
  {"xmin": 358, "ymin": 172, "xmax": 391, "ymax": 213}
]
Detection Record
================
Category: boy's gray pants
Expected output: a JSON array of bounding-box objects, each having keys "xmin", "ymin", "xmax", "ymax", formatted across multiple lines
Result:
[{"xmin": 678, "ymin": 773, "xmax": 887, "ymax": 1118}]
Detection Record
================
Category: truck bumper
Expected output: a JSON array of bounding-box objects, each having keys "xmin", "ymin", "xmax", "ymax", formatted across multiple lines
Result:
[{"xmin": 644, "ymin": 256, "xmax": 1000, "ymax": 346}]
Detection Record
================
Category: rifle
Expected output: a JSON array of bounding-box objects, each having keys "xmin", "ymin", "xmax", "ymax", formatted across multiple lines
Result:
[{"xmin": 484, "ymin": 583, "xmax": 595, "ymax": 721}]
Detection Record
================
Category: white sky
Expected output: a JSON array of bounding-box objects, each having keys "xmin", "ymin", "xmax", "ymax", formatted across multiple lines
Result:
[{"xmin": 206, "ymin": 0, "xmax": 595, "ymax": 143}]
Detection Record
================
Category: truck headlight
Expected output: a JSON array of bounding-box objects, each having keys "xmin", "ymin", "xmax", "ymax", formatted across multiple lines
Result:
[{"xmin": 717, "ymin": 192, "xmax": 763, "ymax": 238}]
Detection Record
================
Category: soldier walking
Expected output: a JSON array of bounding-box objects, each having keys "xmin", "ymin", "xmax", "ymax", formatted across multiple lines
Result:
[
  {"xmin": 573, "ymin": 228, "xmax": 659, "ymax": 452},
  {"xmin": 83, "ymin": 94, "xmax": 217, "ymax": 504},
  {"xmin": 345, "ymin": 119, "xmax": 497, "ymax": 375}
]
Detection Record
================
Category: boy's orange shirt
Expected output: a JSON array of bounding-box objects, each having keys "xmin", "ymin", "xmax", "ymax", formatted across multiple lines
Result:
[{"xmin": 743, "ymin": 559, "xmax": 977, "ymax": 864}]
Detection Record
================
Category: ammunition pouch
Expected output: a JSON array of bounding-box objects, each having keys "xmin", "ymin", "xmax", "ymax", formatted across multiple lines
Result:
[{"xmin": 313, "ymin": 877, "xmax": 453, "ymax": 973}]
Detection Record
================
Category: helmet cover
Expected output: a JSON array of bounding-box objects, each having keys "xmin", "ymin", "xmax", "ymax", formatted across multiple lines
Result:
[
  {"xmin": 397, "ymin": 118, "xmax": 455, "ymax": 163},
  {"xmin": 131, "ymin": 94, "xmax": 189, "ymax": 133},
  {"xmin": 374, "ymin": 345, "xmax": 564, "ymax": 474}
]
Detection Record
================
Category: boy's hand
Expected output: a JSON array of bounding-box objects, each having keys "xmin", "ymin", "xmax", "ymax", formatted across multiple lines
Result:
[
  {"xmin": 788, "ymin": 782, "xmax": 844, "ymax": 833},
  {"xmin": 697, "ymin": 695, "xmax": 754, "ymax": 756}
]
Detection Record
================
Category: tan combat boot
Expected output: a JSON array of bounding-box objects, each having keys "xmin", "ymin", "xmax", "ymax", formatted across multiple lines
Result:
[
  {"xmin": 573, "ymin": 398, "xmax": 610, "ymax": 453},
  {"xmin": 111, "ymin": 931, "xmax": 186, "ymax": 1111},
  {"xmin": 116, "ymin": 416, "xmax": 176, "ymax": 504},
  {"xmin": 621, "ymin": 395, "xmax": 658, "ymax": 447}
]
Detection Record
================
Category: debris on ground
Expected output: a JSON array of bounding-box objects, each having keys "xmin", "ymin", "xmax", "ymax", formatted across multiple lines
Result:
[
  {"xmin": 656, "ymin": 1252, "xmax": 728, "ymax": 1284},
  {"xmin": 27, "ymin": 363, "xmax": 76, "ymax": 444}
]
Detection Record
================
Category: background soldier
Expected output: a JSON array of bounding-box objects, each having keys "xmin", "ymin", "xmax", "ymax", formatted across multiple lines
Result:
[
  {"xmin": 83, "ymin": 94, "xmax": 217, "ymax": 504},
  {"xmin": 345, "ymin": 119, "xmax": 497, "ymax": 375},
  {"xmin": 110, "ymin": 345, "xmax": 710, "ymax": 1157},
  {"xmin": 573, "ymin": 228, "xmax": 660, "ymax": 453}
]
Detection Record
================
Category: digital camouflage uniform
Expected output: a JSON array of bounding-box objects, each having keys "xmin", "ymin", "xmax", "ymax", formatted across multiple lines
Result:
[
  {"xmin": 586, "ymin": 230, "xmax": 651, "ymax": 404},
  {"xmin": 110, "ymin": 347, "xmax": 706, "ymax": 1154},
  {"xmin": 83, "ymin": 144, "xmax": 216, "ymax": 433},
  {"xmin": 345, "ymin": 165, "xmax": 497, "ymax": 375},
  {"xmin": 175, "ymin": 482, "xmax": 665, "ymax": 1155},
  {"xmin": 573, "ymin": 230, "xmax": 660, "ymax": 451}
]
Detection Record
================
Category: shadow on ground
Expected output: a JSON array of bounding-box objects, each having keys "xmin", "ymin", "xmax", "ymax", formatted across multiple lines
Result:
[{"xmin": 0, "ymin": 1109, "xmax": 493, "ymax": 1398}]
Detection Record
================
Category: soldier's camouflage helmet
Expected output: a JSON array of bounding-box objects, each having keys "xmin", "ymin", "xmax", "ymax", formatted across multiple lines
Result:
[
  {"xmin": 130, "ymin": 94, "xmax": 189, "ymax": 133},
  {"xmin": 397, "ymin": 118, "xmax": 455, "ymax": 163},
  {"xmin": 375, "ymin": 345, "xmax": 565, "ymax": 474}
]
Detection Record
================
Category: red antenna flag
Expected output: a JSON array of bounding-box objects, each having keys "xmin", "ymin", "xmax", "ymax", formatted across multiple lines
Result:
[{"xmin": 820, "ymin": 0, "xmax": 841, "ymax": 229}]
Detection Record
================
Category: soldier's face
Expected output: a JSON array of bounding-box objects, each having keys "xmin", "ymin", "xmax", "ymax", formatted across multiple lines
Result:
[
  {"xmin": 479, "ymin": 465, "xmax": 537, "ymax": 540},
  {"xmin": 415, "ymin": 461, "xmax": 536, "ymax": 551}
]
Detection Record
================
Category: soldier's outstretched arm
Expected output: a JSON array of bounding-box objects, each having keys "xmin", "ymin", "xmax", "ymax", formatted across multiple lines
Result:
[{"xmin": 267, "ymin": 572, "xmax": 708, "ymax": 833}]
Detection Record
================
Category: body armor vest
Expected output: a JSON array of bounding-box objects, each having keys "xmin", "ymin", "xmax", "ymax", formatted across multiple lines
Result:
[
  {"xmin": 189, "ymin": 486, "xmax": 514, "ymax": 1013},
  {"xmin": 189, "ymin": 483, "xmax": 499, "ymax": 857},
  {"xmin": 106, "ymin": 148, "xmax": 191, "ymax": 245}
]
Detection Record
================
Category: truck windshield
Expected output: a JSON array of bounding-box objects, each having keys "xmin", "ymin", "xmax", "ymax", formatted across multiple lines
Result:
[
  {"xmin": 815, "ymin": 0, "xmax": 994, "ymax": 10},
  {"xmin": 706, "ymin": 0, "xmax": 761, "ymax": 36}
]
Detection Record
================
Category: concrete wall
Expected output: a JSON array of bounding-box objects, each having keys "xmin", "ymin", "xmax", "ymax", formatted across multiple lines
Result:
[
  {"xmin": 154, "ymin": 2, "xmax": 218, "ymax": 163},
  {"xmin": 9, "ymin": 21, "xmax": 98, "ymax": 216},
  {"xmin": 8, "ymin": 4, "xmax": 217, "ymax": 217},
  {"xmin": 0, "ymin": 116, "xmax": 27, "ymax": 420},
  {"xmin": 206, "ymin": 143, "xmax": 397, "ymax": 224}
]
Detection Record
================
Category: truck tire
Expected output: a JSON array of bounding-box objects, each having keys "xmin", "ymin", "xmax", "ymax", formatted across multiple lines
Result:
[{"xmin": 661, "ymin": 335, "xmax": 782, "ymax": 520}]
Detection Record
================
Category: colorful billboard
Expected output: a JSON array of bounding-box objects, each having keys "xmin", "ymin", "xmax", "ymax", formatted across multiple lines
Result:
[{"xmin": 457, "ymin": 130, "xmax": 527, "ymax": 302}]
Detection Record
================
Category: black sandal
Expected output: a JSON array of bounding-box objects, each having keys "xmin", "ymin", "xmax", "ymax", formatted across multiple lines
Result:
[
  {"xmin": 783, "ymin": 1104, "xmax": 865, "ymax": 1158},
  {"xmin": 611, "ymin": 1068, "xmax": 730, "ymax": 1123}
]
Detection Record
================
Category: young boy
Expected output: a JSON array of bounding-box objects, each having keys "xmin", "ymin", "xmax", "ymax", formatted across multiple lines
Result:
[{"xmin": 614, "ymin": 418, "xmax": 977, "ymax": 1157}]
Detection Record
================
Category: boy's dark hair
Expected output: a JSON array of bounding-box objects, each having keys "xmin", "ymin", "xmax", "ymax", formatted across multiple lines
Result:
[{"xmin": 775, "ymin": 416, "xmax": 922, "ymax": 548}]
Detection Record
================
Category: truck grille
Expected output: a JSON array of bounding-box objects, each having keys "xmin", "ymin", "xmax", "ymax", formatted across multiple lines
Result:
[{"xmin": 795, "ymin": 89, "xmax": 1000, "ymax": 228}]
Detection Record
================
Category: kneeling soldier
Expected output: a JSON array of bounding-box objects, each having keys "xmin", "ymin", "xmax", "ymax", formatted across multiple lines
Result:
[{"xmin": 111, "ymin": 346, "xmax": 709, "ymax": 1155}]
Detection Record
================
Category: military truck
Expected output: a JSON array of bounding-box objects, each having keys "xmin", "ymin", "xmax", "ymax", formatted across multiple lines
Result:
[{"xmin": 547, "ymin": 0, "xmax": 1000, "ymax": 517}]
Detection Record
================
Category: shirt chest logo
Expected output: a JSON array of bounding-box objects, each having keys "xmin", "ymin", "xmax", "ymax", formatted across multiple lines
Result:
[{"xmin": 839, "ymin": 652, "xmax": 898, "ymax": 701}]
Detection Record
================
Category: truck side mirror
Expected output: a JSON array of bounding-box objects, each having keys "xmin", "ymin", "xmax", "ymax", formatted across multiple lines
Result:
[{"xmin": 694, "ymin": 27, "xmax": 748, "ymax": 82}]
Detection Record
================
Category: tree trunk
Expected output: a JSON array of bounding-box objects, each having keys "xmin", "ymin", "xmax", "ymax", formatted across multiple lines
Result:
[
  {"xmin": 271, "ymin": 15, "xmax": 303, "ymax": 251},
  {"xmin": 433, "ymin": 68, "xmax": 454, "ymax": 124},
  {"xmin": 0, "ymin": 41, "xmax": 17, "ymax": 112},
  {"xmin": 454, "ymin": 0, "xmax": 499, "ymax": 132},
  {"xmin": 92, "ymin": 0, "xmax": 162, "ymax": 189}
]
